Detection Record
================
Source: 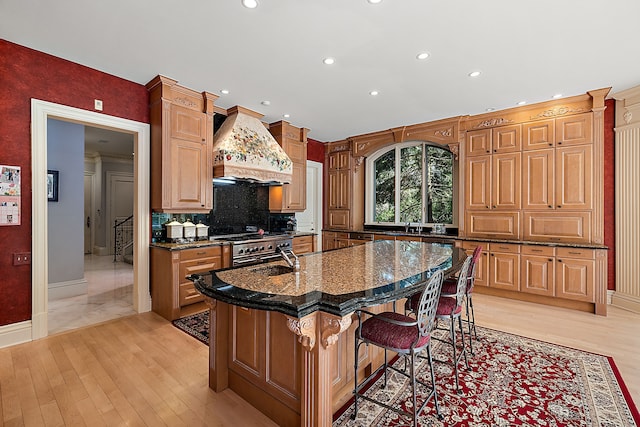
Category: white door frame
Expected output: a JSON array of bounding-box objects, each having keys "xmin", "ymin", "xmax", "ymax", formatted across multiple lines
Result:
[
  {"xmin": 304, "ymin": 161, "xmax": 323, "ymax": 250},
  {"xmin": 84, "ymin": 171, "xmax": 96, "ymax": 254},
  {"xmin": 31, "ymin": 99, "xmax": 151, "ymax": 340}
]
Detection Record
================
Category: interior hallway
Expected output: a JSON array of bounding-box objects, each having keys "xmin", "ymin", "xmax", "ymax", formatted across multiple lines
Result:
[{"xmin": 47, "ymin": 254, "xmax": 135, "ymax": 335}]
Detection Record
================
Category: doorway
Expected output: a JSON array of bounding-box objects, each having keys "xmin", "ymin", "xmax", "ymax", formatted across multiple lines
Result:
[
  {"xmin": 31, "ymin": 99, "xmax": 150, "ymax": 340},
  {"xmin": 296, "ymin": 160, "xmax": 323, "ymax": 249}
]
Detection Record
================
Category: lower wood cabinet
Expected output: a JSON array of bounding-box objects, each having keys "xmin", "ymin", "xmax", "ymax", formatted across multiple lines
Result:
[
  {"xmin": 292, "ymin": 235, "xmax": 315, "ymax": 254},
  {"xmin": 458, "ymin": 240, "xmax": 602, "ymax": 314},
  {"xmin": 151, "ymin": 245, "xmax": 230, "ymax": 321}
]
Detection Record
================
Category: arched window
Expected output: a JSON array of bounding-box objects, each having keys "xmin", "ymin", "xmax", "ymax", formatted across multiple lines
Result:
[{"xmin": 365, "ymin": 142, "xmax": 455, "ymax": 226}]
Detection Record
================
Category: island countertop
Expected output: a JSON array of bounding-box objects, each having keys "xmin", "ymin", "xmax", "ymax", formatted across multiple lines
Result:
[{"xmin": 190, "ymin": 240, "xmax": 466, "ymax": 318}]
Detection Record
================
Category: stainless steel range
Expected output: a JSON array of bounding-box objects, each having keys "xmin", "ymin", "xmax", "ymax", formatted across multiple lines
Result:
[{"xmin": 221, "ymin": 233, "xmax": 293, "ymax": 267}]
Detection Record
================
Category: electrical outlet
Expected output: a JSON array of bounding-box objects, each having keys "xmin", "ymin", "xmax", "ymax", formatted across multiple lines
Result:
[{"xmin": 13, "ymin": 252, "xmax": 31, "ymax": 266}]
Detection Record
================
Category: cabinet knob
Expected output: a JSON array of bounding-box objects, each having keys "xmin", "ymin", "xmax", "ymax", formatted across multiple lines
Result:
[
  {"xmin": 548, "ymin": 205, "xmax": 552, "ymax": 208},
  {"xmin": 492, "ymin": 205, "xmax": 496, "ymax": 208},
  {"xmin": 558, "ymin": 141, "xmax": 563, "ymax": 145},
  {"xmin": 493, "ymin": 149, "xmax": 497, "ymax": 153},
  {"xmin": 558, "ymin": 259, "xmax": 563, "ymax": 263},
  {"xmin": 548, "ymin": 258, "xmax": 553, "ymax": 262},
  {"xmin": 548, "ymin": 143, "xmax": 553, "ymax": 146},
  {"xmin": 486, "ymin": 206, "xmax": 490, "ymax": 209},
  {"xmin": 557, "ymin": 205, "xmax": 562, "ymax": 208}
]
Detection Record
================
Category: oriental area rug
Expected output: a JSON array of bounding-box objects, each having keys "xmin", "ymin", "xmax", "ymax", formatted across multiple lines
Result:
[{"xmin": 173, "ymin": 311, "xmax": 639, "ymax": 426}]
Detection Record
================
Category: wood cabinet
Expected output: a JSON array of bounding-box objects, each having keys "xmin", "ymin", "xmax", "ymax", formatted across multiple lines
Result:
[
  {"xmin": 555, "ymin": 247, "xmax": 595, "ymax": 302},
  {"xmin": 150, "ymin": 245, "xmax": 231, "ymax": 320},
  {"xmin": 466, "ymin": 126, "xmax": 521, "ymax": 157},
  {"xmin": 466, "ymin": 153, "xmax": 521, "ymax": 210},
  {"xmin": 487, "ymin": 243, "xmax": 520, "ymax": 291},
  {"xmin": 269, "ymin": 121, "xmax": 308, "ymax": 212},
  {"xmin": 326, "ymin": 147, "xmax": 353, "ymax": 230},
  {"xmin": 520, "ymin": 245, "xmax": 555, "ymax": 297},
  {"xmin": 292, "ymin": 235, "xmax": 314, "ymax": 254},
  {"xmin": 146, "ymin": 75, "xmax": 218, "ymax": 213}
]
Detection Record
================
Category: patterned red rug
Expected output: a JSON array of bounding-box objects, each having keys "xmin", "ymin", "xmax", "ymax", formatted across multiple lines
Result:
[
  {"xmin": 333, "ymin": 326, "xmax": 639, "ymax": 427},
  {"xmin": 173, "ymin": 312, "xmax": 639, "ymax": 426}
]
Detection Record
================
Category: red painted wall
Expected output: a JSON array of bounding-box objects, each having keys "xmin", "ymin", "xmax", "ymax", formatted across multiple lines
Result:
[
  {"xmin": 604, "ymin": 99, "xmax": 615, "ymax": 291},
  {"xmin": 0, "ymin": 40, "xmax": 149, "ymax": 326},
  {"xmin": 307, "ymin": 138, "xmax": 325, "ymax": 163}
]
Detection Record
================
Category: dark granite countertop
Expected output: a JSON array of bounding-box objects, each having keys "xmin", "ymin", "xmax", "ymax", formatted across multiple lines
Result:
[
  {"xmin": 189, "ymin": 240, "xmax": 467, "ymax": 318},
  {"xmin": 322, "ymin": 228, "xmax": 607, "ymax": 250}
]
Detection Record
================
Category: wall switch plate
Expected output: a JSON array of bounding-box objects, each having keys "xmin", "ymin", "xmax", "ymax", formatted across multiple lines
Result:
[
  {"xmin": 13, "ymin": 252, "xmax": 31, "ymax": 266},
  {"xmin": 94, "ymin": 99, "xmax": 103, "ymax": 111}
]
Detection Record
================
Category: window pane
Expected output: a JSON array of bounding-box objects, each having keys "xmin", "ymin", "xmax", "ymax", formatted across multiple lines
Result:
[
  {"xmin": 374, "ymin": 150, "xmax": 395, "ymax": 222},
  {"xmin": 399, "ymin": 146, "xmax": 423, "ymax": 223},
  {"xmin": 426, "ymin": 146, "xmax": 453, "ymax": 223}
]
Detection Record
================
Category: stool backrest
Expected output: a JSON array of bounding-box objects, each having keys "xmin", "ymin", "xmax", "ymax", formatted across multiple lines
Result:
[
  {"xmin": 454, "ymin": 255, "xmax": 473, "ymax": 307},
  {"xmin": 467, "ymin": 245, "xmax": 483, "ymax": 290},
  {"xmin": 417, "ymin": 270, "xmax": 444, "ymax": 337}
]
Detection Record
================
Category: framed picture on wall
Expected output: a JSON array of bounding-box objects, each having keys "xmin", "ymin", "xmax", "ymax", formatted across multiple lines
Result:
[{"xmin": 47, "ymin": 170, "xmax": 59, "ymax": 202}]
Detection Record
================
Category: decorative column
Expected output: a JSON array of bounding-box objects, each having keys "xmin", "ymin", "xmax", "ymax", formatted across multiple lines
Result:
[
  {"xmin": 286, "ymin": 312, "xmax": 352, "ymax": 427},
  {"xmin": 612, "ymin": 86, "xmax": 640, "ymax": 313}
]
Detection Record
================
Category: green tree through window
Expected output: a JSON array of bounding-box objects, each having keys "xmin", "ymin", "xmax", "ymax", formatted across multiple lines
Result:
[{"xmin": 371, "ymin": 143, "xmax": 453, "ymax": 224}]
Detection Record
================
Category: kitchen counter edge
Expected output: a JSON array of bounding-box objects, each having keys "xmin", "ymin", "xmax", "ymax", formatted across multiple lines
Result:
[{"xmin": 150, "ymin": 231, "xmax": 317, "ymax": 251}]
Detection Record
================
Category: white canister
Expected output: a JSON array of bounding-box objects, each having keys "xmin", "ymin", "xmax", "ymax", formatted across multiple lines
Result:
[
  {"xmin": 182, "ymin": 220, "xmax": 196, "ymax": 238},
  {"xmin": 195, "ymin": 222, "xmax": 209, "ymax": 238},
  {"xmin": 165, "ymin": 218, "xmax": 184, "ymax": 240}
]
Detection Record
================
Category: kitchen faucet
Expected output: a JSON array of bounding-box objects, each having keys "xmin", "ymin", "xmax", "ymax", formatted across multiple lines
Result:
[{"xmin": 277, "ymin": 247, "xmax": 300, "ymax": 271}]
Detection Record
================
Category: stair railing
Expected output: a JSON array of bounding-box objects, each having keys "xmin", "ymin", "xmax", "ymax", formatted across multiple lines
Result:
[{"xmin": 113, "ymin": 215, "xmax": 134, "ymax": 262}]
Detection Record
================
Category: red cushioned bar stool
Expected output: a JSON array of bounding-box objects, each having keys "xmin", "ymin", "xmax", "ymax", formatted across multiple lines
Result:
[
  {"xmin": 352, "ymin": 270, "xmax": 445, "ymax": 427},
  {"xmin": 406, "ymin": 255, "xmax": 473, "ymax": 394},
  {"xmin": 440, "ymin": 245, "xmax": 482, "ymax": 354}
]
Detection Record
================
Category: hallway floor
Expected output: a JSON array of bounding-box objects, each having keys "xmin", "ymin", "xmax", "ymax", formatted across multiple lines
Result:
[{"xmin": 48, "ymin": 254, "xmax": 136, "ymax": 335}]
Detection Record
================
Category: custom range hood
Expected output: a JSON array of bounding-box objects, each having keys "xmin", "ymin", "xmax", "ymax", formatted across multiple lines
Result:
[{"xmin": 212, "ymin": 106, "xmax": 293, "ymax": 184}]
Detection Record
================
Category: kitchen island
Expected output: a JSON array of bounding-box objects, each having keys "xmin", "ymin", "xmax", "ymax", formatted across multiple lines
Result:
[{"xmin": 190, "ymin": 240, "xmax": 466, "ymax": 427}]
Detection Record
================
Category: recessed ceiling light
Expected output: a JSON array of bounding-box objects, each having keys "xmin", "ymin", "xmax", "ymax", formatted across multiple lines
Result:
[
  {"xmin": 486, "ymin": 108, "xmax": 495, "ymax": 112},
  {"xmin": 369, "ymin": 90, "xmax": 379, "ymax": 96},
  {"xmin": 416, "ymin": 52, "xmax": 430, "ymax": 60},
  {"xmin": 220, "ymin": 89, "xmax": 229, "ymax": 95},
  {"xmin": 283, "ymin": 114, "xmax": 290, "ymax": 118},
  {"xmin": 468, "ymin": 71, "xmax": 481, "ymax": 77},
  {"xmin": 242, "ymin": 0, "xmax": 258, "ymax": 8},
  {"xmin": 261, "ymin": 100, "xmax": 271, "ymax": 106},
  {"xmin": 553, "ymin": 93, "xmax": 563, "ymax": 99},
  {"xmin": 323, "ymin": 57, "xmax": 335, "ymax": 65},
  {"xmin": 368, "ymin": 0, "xmax": 382, "ymax": 4},
  {"xmin": 517, "ymin": 101, "xmax": 527, "ymax": 105}
]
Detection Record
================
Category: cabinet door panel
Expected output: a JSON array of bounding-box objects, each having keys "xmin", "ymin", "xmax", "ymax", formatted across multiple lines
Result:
[
  {"xmin": 328, "ymin": 210, "xmax": 350, "ymax": 229},
  {"xmin": 523, "ymin": 119, "xmax": 555, "ymax": 150},
  {"xmin": 171, "ymin": 105, "xmax": 207, "ymax": 142},
  {"xmin": 466, "ymin": 211, "xmax": 520, "ymax": 239},
  {"xmin": 230, "ymin": 306, "xmax": 262, "ymax": 376},
  {"xmin": 285, "ymin": 160, "xmax": 306, "ymax": 211},
  {"xmin": 555, "ymin": 258, "xmax": 595, "ymax": 302},
  {"xmin": 521, "ymin": 255, "xmax": 554, "ymax": 296},
  {"xmin": 523, "ymin": 212, "xmax": 591, "ymax": 243},
  {"xmin": 492, "ymin": 153, "xmax": 521, "ymax": 209},
  {"xmin": 556, "ymin": 113, "xmax": 592, "ymax": 146},
  {"xmin": 492, "ymin": 124, "xmax": 521, "ymax": 152},
  {"xmin": 465, "ymin": 156, "xmax": 491, "ymax": 209},
  {"xmin": 490, "ymin": 252, "xmax": 520, "ymax": 291},
  {"xmin": 556, "ymin": 145, "xmax": 592, "ymax": 209},
  {"xmin": 466, "ymin": 129, "xmax": 492, "ymax": 156},
  {"xmin": 523, "ymin": 149, "xmax": 554, "ymax": 210},
  {"xmin": 265, "ymin": 312, "xmax": 301, "ymax": 403},
  {"xmin": 170, "ymin": 138, "xmax": 209, "ymax": 209}
]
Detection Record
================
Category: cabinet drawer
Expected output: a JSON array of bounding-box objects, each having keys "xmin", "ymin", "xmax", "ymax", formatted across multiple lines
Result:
[
  {"xmin": 179, "ymin": 282, "xmax": 204, "ymax": 306},
  {"xmin": 179, "ymin": 257, "xmax": 222, "ymax": 282},
  {"xmin": 180, "ymin": 246, "xmax": 222, "ymax": 261},
  {"xmin": 489, "ymin": 243, "xmax": 521, "ymax": 254},
  {"xmin": 556, "ymin": 247, "xmax": 595, "ymax": 260},
  {"xmin": 523, "ymin": 212, "xmax": 591, "ymax": 243},
  {"xmin": 466, "ymin": 211, "xmax": 520, "ymax": 239},
  {"xmin": 521, "ymin": 245, "xmax": 555, "ymax": 256},
  {"xmin": 349, "ymin": 233, "xmax": 373, "ymax": 241}
]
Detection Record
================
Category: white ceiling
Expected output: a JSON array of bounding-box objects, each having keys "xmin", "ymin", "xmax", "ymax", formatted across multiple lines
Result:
[{"xmin": 3, "ymin": 0, "xmax": 640, "ymax": 142}]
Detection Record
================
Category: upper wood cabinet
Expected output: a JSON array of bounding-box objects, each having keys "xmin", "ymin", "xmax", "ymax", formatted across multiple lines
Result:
[
  {"xmin": 523, "ymin": 119, "xmax": 555, "ymax": 150},
  {"xmin": 269, "ymin": 121, "xmax": 308, "ymax": 213},
  {"xmin": 466, "ymin": 152, "xmax": 521, "ymax": 210},
  {"xmin": 326, "ymin": 146, "xmax": 353, "ymax": 229},
  {"xmin": 555, "ymin": 113, "xmax": 593, "ymax": 146},
  {"xmin": 146, "ymin": 75, "xmax": 218, "ymax": 213},
  {"xmin": 466, "ymin": 125, "xmax": 521, "ymax": 157}
]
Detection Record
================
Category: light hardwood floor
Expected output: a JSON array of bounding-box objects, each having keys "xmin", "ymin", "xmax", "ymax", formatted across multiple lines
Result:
[{"xmin": 1, "ymin": 295, "xmax": 638, "ymax": 426}]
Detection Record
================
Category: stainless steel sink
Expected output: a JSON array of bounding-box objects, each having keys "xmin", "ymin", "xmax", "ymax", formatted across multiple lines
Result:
[{"xmin": 250, "ymin": 265, "xmax": 294, "ymax": 276}]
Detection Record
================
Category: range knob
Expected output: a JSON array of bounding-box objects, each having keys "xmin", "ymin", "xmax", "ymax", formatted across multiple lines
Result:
[
  {"xmin": 260, "ymin": 246, "xmax": 265, "ymax": 251},
  {"xmin": 238, "ymin": 249, "xmax": 244, "ymax": 254},
  {"xmin": 268, "ymin": 244, "xmax": 273, "ymax": 250}
]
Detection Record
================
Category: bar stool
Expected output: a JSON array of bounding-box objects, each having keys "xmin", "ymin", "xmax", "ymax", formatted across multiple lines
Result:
[
  {"xmin": 440, "ymin": 245, "xmax": 482, "ymax": 354},
  {"xmin": 406, "ymin": 255, "xmax": 473, "ymax": 394},
  {"xmin": 352, "ymin": 270, "xmax": 445, "ymax": 426}
]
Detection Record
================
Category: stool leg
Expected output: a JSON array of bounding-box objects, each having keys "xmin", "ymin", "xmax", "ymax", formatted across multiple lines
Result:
[
  {"xmin": 458, "ymin": 314, "xmax": 469, "ymax": 370},
  {"xmin": 410, "ymin": 351, "xmax": 418, "ymax": 427},
  {"xmin": 449, "ymin": 316, "xmax": 461, "ymax": 393},
  {"xmin": 465, "ymin": 295, "xmax": 474, "ymax": 355},
  {"xmin": 469, "ymin": 294, "xmax": 478, "ymax": 341},
  {"xmin": 352, "ymin": 338, "xmax": 360, "ymax": 419},
  {"xmin": 426, "ymin": 345, "xmax": 443, "ymax": 421}
]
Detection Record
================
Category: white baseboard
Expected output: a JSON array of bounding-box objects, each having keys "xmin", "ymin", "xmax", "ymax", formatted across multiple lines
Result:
[
  {"xmin": 611, "ymin": 291, "xmax": 640, "ymax": 314},
  {"xmin": 607, "ymin": 290, "xmax": 614, "ymax": 305},
  {"xmin": 0, "ymin": 320, "xmax": 32, "ymax": 349},
  {"xmin": 93, "ymin": 246, "xmax": 109, "ymax": 256},
  {"xmin": 48, "ymin": 278, "xmax": 88, "ymax": 300}
]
